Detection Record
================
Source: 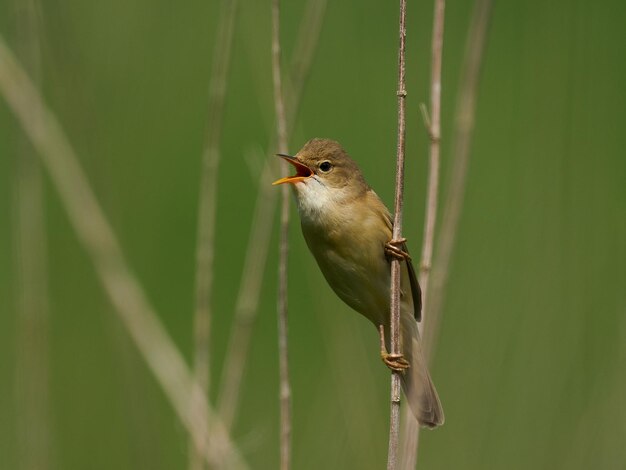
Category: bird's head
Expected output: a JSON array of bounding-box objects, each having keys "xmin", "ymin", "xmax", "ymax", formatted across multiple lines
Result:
[{"xmin": 272, "ymin": 139, "xmax": 369, "ymax": 206}]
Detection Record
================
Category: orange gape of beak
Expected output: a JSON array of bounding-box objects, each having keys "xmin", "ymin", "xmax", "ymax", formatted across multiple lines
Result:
[{"xmin": 272, "ymin": 154, "xmax": 313, "ymax": 185}]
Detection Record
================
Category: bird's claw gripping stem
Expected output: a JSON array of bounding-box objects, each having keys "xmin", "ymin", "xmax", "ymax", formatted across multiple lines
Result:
[
  {"xmin": 385, "ymin": 238, "xmax": 411, "ymax": 261},
  {"xmin": 378, "ymin": 325, "xmax": 410, "ymax": 372}
]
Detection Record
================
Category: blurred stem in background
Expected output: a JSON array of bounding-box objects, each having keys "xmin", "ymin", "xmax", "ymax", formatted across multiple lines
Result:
[
  {"xmin": 13, "ymin": 1, "xmax": 52, "ymax": 469},
  {"xmin": 423, "ymin": 0, "xmax": 493, "ymax": 360},
  {"xmin": 189, "ymin": 0, "xmax": 239, "ymax": 468},
  {"xmin": 271, "ymin": 0, "xmax": 292, "ymax": 467},
  {"xmin": 0, "ymin": 36, "xmax": 247, "ymax": 470},
  {"xmin": 417, "ymin": 0, "xmax": 446, "ymax": 342},
  {"xmin": 406, "ymin": 0, "xmax": 493, "ymax": 466},
  {"xmin": 217, "ymin": 0, "xmax": 327, "ymax": 434},
  {"xmin": 400, "ymin": 0, "xmax": 446, "ymax": 466}
]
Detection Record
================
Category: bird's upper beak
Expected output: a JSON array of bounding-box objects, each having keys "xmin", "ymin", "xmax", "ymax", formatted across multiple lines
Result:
[{"xmin": 272, "ymin": 154, "xmax": 313, "ymax": 185}]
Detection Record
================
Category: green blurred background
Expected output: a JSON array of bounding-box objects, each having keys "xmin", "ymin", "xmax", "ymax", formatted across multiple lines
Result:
[{"xmin": 1, "ymin": 0, "xmax": 625, "ymax": 468}]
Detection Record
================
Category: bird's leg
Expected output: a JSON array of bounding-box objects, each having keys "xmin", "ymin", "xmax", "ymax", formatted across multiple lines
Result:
[
  {"xmin": 385, "ymin": 237, "xmax": 411, "ymax": 261},
  {"xmin": 378, "ymin": 325, "xmax": 410, "ymax": 372}
]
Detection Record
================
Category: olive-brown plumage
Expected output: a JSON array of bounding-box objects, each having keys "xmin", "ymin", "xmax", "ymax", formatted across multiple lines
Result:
[{"xmin": 273, "ymin": 138, "xmax": 444, "ymax": 428}]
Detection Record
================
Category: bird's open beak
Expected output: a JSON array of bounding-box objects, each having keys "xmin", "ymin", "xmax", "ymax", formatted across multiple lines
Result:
[{"xmin": 272, "ymin": 154, "xmax": 313, "ymax": 185}]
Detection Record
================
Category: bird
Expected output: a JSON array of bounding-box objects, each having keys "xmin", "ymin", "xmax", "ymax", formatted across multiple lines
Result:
[{"xmin": 272, "ymin": 138, "xmax": 444, "ymax": 428}]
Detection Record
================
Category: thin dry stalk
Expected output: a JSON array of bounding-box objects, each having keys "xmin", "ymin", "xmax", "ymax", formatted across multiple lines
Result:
[
  {"xmin": 400, "ymin": 0, "xmax": 446, "ymax": 467},
  {"xmin": 14, "ymin": 135, "xmax": 52, "ymax": 470},
  {"xmin": 13, "ymin": 3, "xmax": 52, "ymax": 469},
  {"xmin": 271, "ymin": 0, "xmax": 291, "ymax": 468},
  {"xmin": 0, "ymin": 37, "xmax": 247, "ymax": 470},
  {"xmin": 403, "ymin": 1, "xmax": 492, "ymax": 467},
  {"xmin": 423, "ymin": 0, "xmax": 493, "ymax": 360},
  {"xmin": 217, "ymin": 0, "xmax": 327, "ymax": 433},
  {"xmin": 387, "ymin": 1, "xmax": 408, "ymax": 469},
  {"xmin": 285, "ymin": 0, "xmax": 327, "ymax": 135},
  {"xmin": 189, "ymin": 0, "xmax": 238, "ymax": 468},
  {"xmin": 418, "ymin": 0, "xmax": 446, "ymax": 336},
  {"xmin": 217, "ymin": 156, "xmax": 277, "ymax": 431}
]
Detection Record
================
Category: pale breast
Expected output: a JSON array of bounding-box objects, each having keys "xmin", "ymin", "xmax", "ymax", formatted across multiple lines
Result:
[{"xmin": 299, "ymin": 194, "xmax": 394, "ymax": 326}]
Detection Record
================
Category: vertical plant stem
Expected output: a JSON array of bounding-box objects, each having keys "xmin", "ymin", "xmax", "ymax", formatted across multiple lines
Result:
[
  {"xmin": 400, "ymin": 0, "xmax": 446, "ymax": 467},
  {"xmin": 271, "ymin": 1, "xmax": 288, "ymax": 153},
  {"xmin": 271, "ymin": 0, "xmax": 291, "ymax": 469},
  {"xmin": 0, "ymin": 37, "xmax": 247, "ymax": 470},
  {"xmin": 15, "ymin": 131, "xmax": 51, "ymax": 470},
  {"xmin": 217, "ymin": 0, "xmax": 327, "ymax": 433},
  {"xmin": 189, "ymin": 0, "xmax": 238, "ymax": 468},
  {"xmin": 216, "ymin": 157, "xmax": 278, "ymax": 431},
  {"xmin": 13, "ymin": 3, "xmax": 52, "ymax": 469},
  {"xmin": 418, "ymin": 0, "xmax": 446, "ymax": 334},
  {"xmin": 423, "ymin": 0, "xmax": 493, "ymax": 360},
  {"xmin": 284, "ymin": 0, "xmax": 327, "ymax": 136},
  {"xmin": 405, "ymin": 1, "xmax": 492, "ymax": 467},
  {"xmin": 388, "ymin": 1, "xmax": 408, "ymax": 469}
]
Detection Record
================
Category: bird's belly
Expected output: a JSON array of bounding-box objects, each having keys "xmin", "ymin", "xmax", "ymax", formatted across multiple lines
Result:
[{"xmin": 305, "ymin": 229, "xmax": 390, "ymax": 326}]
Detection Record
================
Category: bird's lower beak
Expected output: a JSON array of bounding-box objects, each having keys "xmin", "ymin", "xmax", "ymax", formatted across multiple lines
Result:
[{"xmin": 272, "ymin": 154, "xmax": 313, "ymax": 185}]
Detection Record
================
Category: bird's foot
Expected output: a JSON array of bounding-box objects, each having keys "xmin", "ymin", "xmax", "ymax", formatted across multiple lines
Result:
[
  {"xmin": 385, "ymin": 238, "xmax": 411, "ymax": 261},
  {"xmin": 378, "ymin": 325, "xmax": 410, "ymax": 372},
  {"xmin": 381, "ymin": 352, "xmax": 410, "ymax": 372}
]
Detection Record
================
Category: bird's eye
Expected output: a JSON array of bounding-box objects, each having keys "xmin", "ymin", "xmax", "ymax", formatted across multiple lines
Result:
[{"xmin": 319, "ymin": 161, "xmax": 333, "ymax": 173}]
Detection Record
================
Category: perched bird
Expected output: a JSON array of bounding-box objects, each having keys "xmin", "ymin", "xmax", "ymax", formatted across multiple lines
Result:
[{"xmin": 273, "ymin": 138, "xmax": 444, "ymax": 428}]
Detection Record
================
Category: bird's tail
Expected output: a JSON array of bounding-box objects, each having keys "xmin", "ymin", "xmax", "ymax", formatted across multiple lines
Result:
[{"xmin": 399, "ymin": 313, "xmax": 444, "ymax": 428}]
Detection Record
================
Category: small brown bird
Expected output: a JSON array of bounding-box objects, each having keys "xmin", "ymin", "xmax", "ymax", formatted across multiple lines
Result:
[{"xmin": 273, "ymin": 138, "xmax": 444, "ymax": 428}]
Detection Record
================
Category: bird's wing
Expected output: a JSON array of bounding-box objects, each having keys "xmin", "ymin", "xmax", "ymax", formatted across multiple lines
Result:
[{"xmin": 381, "ymin": 206, "xmax": 423, "ymax": 322}]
